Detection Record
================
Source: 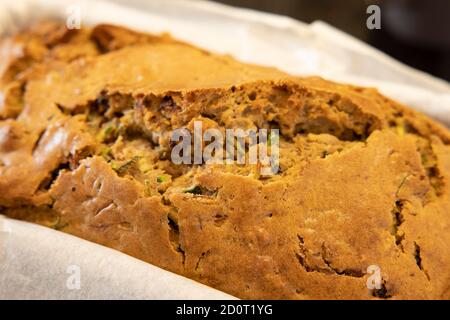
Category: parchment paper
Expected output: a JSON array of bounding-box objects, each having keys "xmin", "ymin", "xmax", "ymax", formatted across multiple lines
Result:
[
  {"xmin": 0, "ymin": 216, "xmax": 236, "ymax": 299},
  {"xmin": 0, "ymin": 0, "xmax": 449, "ymax": 299}
]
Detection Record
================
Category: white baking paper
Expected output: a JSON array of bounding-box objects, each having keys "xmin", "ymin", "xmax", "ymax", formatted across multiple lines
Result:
[
  {"xmin": 0, "ymin": 216, "xmax": 236, "ymax": 299},
  {"xmin": 0, "ymin": 0, "xmax": 449, "ymax": 300}
]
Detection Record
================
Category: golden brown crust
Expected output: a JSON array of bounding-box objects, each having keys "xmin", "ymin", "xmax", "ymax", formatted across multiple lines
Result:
[{"xmin": 1, "ymin": 21, "xmax": 449, "ymax": 299}]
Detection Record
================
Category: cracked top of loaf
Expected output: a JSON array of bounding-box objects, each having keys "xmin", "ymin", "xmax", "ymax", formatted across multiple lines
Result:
[{"xmin": 1, "ymin": 20, "xmax": 449, "ymax": 299}]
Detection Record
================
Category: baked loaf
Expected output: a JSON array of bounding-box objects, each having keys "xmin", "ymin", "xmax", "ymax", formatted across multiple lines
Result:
[{"xmin": 1, "ymin": 21, "xmax": 449, "ymax": 299}]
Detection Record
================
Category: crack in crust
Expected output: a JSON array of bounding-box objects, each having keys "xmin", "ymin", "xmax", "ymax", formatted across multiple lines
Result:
[
  {"xmin": 167, "ymin": 212, "xmax": 186, "ymax": 266},
  {"xmin": 295, "ymin": 235, "xmax": 364, "ymax": 278},
  {"xmin": 414, "ymin": 242, "xmax": 431, "ymax": 281},
  {"xmin": 391, "ymin": 200, "xmax": 405, "ymax": 252}
]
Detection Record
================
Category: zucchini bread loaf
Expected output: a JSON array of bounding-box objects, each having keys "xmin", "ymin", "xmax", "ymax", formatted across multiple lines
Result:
[{"xmin": 0, "ymin": 20, "xmax": 449, "ymax": 299}]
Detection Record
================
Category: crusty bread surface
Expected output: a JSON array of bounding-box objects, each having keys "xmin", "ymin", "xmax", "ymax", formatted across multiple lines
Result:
[{"xmin": 1, "ymin": 21, "xmax": 449, "ymax": 299}]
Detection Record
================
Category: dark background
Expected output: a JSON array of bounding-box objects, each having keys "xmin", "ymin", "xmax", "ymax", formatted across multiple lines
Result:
[{"xmin": 212, "ymin": 0, "xmax": 450, "ymax": 81}]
